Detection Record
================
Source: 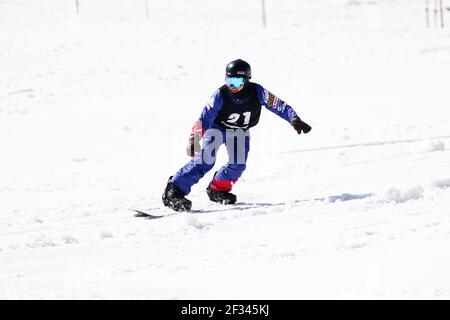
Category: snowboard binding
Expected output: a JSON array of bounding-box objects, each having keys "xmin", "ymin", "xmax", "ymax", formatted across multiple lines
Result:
[
  {"xmin": 206, "ymin": 183, "xmax": 237, "ymax": 205},
  {"xmin": 162, "ymin": 177, "xmax": 192, "ymax": 212}
]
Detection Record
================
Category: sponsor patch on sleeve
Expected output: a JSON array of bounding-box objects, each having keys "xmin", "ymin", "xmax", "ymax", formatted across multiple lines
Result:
[
  {"xmin": 265, "ymin": 91, "xmax": 276, "ymax": 107},
  {"xmin": 265, "ymin": 90, "xmax": 286, "ymax": 112},
  {"xmin": 273, "ymin": 96, "xmax": 279, "ymax": 109}
]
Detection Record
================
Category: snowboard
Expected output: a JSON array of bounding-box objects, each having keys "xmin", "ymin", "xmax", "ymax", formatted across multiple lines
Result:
[
  {"xmin": 130, "ymin": 201, "xmax": 288, "ymax": 220},
  {"xmin": 131, "ymin": 208, "xmax": 178, "ymax": 219}
]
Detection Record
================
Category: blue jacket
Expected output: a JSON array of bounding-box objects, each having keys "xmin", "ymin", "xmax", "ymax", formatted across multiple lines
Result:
[{"xmin": 197, "ymin": 82, "xmax": 299, "ymax": 133}]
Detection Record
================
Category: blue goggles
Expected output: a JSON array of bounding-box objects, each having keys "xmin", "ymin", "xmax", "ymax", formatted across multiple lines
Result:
[{"xmin": 225, "ymin": 76, "xmax": 246, "ymax": 89}]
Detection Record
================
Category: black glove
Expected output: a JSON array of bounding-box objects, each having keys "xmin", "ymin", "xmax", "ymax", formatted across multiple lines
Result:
[
  {"xmin": 291, "ymin": 116, "xmax": 312, "ymax": 134},
  {"xmin": 186, "ymin": 133, "xmax": 201, "ymax": 157}
]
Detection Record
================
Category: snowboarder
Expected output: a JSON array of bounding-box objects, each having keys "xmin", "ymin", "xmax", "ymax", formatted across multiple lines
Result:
[{"xmin": 162, "ymin": 59, "xmax": 312, "ymax": 211}]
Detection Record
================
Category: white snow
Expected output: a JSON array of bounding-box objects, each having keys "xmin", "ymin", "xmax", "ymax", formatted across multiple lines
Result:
[
  {"xmin": 1, "ymin": 0, "xmax": 450, "ymax": 299},
  {"xmin": 432, "ymin": 178, "xmax": 450, "ymax": 189},
  {"xmin": 420, "ymin": 139, "xmax": 447, "ymax": 152},
  {"xmin": 383, "ymin": 185, "xmax": 425, "ymax": 203}
]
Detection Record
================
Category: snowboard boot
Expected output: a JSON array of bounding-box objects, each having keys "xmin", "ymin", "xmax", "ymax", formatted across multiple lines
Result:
[
  {"xmin": 162, "ymin": 177, "xmax": 192, "ymax": 212},
  {"xmin": 206, "ymin": 177, "xmax": 237, "ymax": 205}
]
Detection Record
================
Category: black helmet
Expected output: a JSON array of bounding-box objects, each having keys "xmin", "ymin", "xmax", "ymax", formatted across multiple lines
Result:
[{"xmin": 225, "ymin": 59, "xmax": 251, "ymax": 79}]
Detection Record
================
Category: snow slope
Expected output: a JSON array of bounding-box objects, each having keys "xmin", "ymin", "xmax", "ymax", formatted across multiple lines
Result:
[{"xmin": 1, "ymin": 0, "xmax": 450, "ymax": 299}]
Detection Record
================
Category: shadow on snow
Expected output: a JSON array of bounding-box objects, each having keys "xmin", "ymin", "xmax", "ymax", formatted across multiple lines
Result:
[{"xmin": 132, "ymin": 192, "xmax": 375, "ymax": 218}]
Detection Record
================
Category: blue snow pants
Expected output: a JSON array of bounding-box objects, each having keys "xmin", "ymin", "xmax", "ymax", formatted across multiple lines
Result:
[{"xmin": 171, "ymin": 124, "xmax": 250, "ymax": 195}]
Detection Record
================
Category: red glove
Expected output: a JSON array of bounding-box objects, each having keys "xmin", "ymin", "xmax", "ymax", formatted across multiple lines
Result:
[{"xmin": 186, "ymin": 120, "xmax": 203, "ymax": 157}]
